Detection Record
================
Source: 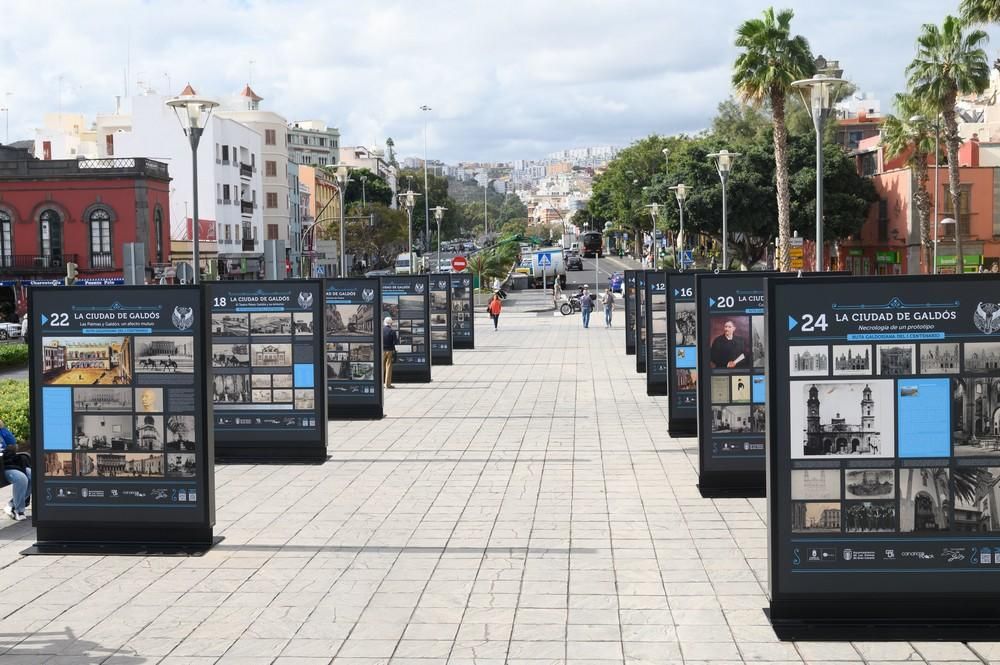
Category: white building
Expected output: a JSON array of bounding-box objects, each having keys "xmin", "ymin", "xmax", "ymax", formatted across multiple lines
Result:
[
  {"xmin": 338, "ymin": 145, "xmax": 398, "ymax": 202},
  {"xmin": 287, "ymin": 120, "xmax": 340, "ymax": 167}
]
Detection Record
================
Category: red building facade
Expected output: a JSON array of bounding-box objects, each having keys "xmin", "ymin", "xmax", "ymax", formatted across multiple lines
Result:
[{"xmin": 0, "ymin": 149, "xmax": 171, "ymax": 286}]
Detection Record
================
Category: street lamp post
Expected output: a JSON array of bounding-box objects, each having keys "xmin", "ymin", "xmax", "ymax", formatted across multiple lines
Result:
[
  {"xmin": 939, "ymin": 218, "xmax": 957, "ymax": 273},
  {"xmin": 644, "ymin": 203, "xmax": 662, "ymax": 269},
  {"xmin": 933, "ymin": 118, "xmax": 941, "ymax": 273},
  {"xmin": 792, "ymin": 68, "xmax": 848, "ymax": 272},
  {"xmin": 334, "ymin": 166, "xmax": 353, "ymax": 277},
  {"xmin": 420, "ymin": 105, "xmax": 431, "ymax": 258},
  {"xmin": 669, "ymin": 184, "xmax": 688, "ymax": 270},
  {"xmin": 360, "ymin": 175, "xmax": 367, "ymax": 208},
  {"xmin": 399, "ymin": 190, "xmax": 421, "ymax": 276},
  {"xmin": 166, "ymin": 86, "xmax": 219, "ymax": 284},
  {"xmin": 432, "ymin": 206, "xmax": 448, "ymax": 264},
  {"xmin": 708, "ymin": 149, "xmax": 741, "ymax": 270}
]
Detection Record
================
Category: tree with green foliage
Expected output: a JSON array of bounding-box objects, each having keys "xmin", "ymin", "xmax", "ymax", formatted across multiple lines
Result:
[
  {"xmin": 881, "ymin": 94, "xmax": 937, "ymax": 271},
  {"xmin": 907, "ymin": 15, "xmax": 990, "ymax": 273},
  {"xmin": 343, "ymin": 169, "xmax": 393, "ymax": 208},
  {"xmin": 732, "ymin": 7, "xmax": 815, "ymax": 271}
]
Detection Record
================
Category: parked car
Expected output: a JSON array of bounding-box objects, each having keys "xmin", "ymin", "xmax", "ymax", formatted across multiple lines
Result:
[
  {"xmin": 364, "ymin": 268, "xmax": 394, "ymax": 278},
  {"xmin": 0, "ymin": 321, "xmax": 22, "ymax": 340},
  {"xmin": 567, "ymin": 255, "xmax": 584, "ymax": 271}
]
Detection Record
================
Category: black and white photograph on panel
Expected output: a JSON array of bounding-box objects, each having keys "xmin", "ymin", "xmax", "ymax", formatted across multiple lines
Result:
[
  {"xmin": 964, "ymin": 342, "xmax": 1000, "ymax": 374},
  {"xmin": 327, "ymin": 303, "xmax": 375, "ymax": 336},
  {"xmin": 711, "ymin": 376, "xmax": 729, "ymax": 403},
  {"xmin": 953, "ymin": 467, "xmax": 1000, "ymax": 532},
  {"xmin": 133, "ymin": 414, "xmax": 164, "ymax": 451},
  {"xmin": 272, "ymin": 389, "xmax": 293, "ymax": 404},
  {"xmin": 751, "ymin": 316, "xmax": 765, "ymax": 369},
  {"xmin": 711, "ymin": 405, "xmax": 752, "ymax": 433},
  {"xmin": 674, "ymin": 302, "xmax": 697, "ymax": 346},
  {"xmin": 328, "ymin": 360, "xmax": 351, "ymax": 381},
  {"xmin": 73, "ymin": 387, "xmax": 133, "ymax": 412},
  {"xmin": 212, "ymin": 343, "xmax": 251, "ymax": 368},
  {"xmin": 212, "ymin": 313, "xmax": 249, "ymax": 336},
  {"xmin": 877, "ymin": 343, "xmax": 915, "ymax": 376},
  {"xmin": 294, "ymin": 389, "xmax": 315, "ymax": 410},
  {"xmin": 251, "ymin": 375, "xmax": 272, "ymax": 389},
  {"xmin": 251, "ymin": 343, "xmax": 292, "ymax": 368},
  {"xmin": 791, "ymin": 502, "xmax": 841, "ymax": 533},
  {"xmin": 844, "ymin": 501, "xmax": 896, "ymax": 533},
  {"xmin": 135, "ymin": 387, "xmax": 164, "ymax": 413},
  {"xmin": 919, "ymin": 342, "xmax": 960, "ymax": 374},
  {"xmin": 651, "ymin": 317, "xmax": 668, "ymax": 361},
  {"xmin": 213, "ymin": 374, "xmax": 251, "ymax": 404},
  {"xmin": 790, "ymin": 380, "xmax": 895, "ymax": 459},
  {"xmin": 844, "ymin": 469, "xmax": 896, "ymax": 500},
  {"xmin": 899, "ymin": 467, "xmax": 951, "ymax": 533},
  {"xmin": 831, "ymin": 344, "xmax": 873, "ymax": 376},
  {"xmin": 430, "ymin": 291, "xmax": 448, "ymax": 309},
  {"xmin": 399, "ymin": 295, "xmax": 424, "ymax": 319},
  {"xmin": 165, "ymin": 415, "xmax": 196, "ymax": 452},
  {"xmin": 791, "ymin": 469, "xmax": 841, "ymax": 501},
  {"xmin": 136, "ymin": 337, "xmax": 195, "ymax": 373},
  {"xmin": 350, "ymin": 343, "xmax": 374, "ymax": 362},
  {"xmin": 730, "ymin": 375, "xmax": 751, "ymax": 403},
  {"xmin": 167, "ymin": 453, "xmax": 196, "ymax": 478},
  {"xmin": 73, "ymin": 414, "xmax": 134, "ymax": 450},
  {"xmin": 251, "ymin": 389, "xmax": 272, "ymax": 403},
  {"xmin": 272, "ymin": 374, "xmax": 293, "ymax": 389},
  {"xmin": 293, "ymin": 312, "xmax": 314, "ymax": 335},
  {"xmin": 750, "ymin": 404, "xmax": 766, "ymax": 433},
  {"xmin": 952, "ymin": 377, "xmax": 1000, "ymax": 457},
  {"xmin": 789, "ymin": 346, "xmax": 830, "ymax": 378},
  {"xmin": 250, "ymin": 312, "xmax": 293, "ymax": 336}
]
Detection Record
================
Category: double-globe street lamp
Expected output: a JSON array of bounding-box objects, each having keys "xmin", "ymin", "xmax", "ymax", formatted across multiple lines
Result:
[
  {"xmin": 167, "ymin": 86, "xmax": 219, "ymax": 284},
  {"xmin": 334, "ymin": 166, "xmax": 353, "ymax": 277},
  {"xmin": 792, "ymin": 63, "xmax": 848, "ymax": 272},
  {"xmin": 669, "ymin": 184, "xmax": 688, "ymax": 270},
  {"xmin": 399, "ymin": 190, "xmax": 421, "ymax": 275},
  {"xmin": 432, "ymin": 206, "xmax": 448, "ymax": 263},
  {"xmin": 644, "ymin": 202, "xmax": 663, "ymax": 269},
  {"xmin": 707, "ymin": 149, "xmax": 740, "ymax": 270}
]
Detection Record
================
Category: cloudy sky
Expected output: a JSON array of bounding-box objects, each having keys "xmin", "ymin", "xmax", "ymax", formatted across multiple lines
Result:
[{"xmin": 1, "ymin": 0, "xmax": 995, "ymax": 162}]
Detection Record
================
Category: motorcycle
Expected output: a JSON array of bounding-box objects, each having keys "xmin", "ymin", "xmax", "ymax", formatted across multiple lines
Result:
[{"xmin": 559, "ymin": 294, "xmax": 585, "ymax": 316}]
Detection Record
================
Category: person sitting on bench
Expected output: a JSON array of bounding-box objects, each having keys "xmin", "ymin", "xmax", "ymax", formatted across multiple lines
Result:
[{"xmin": 1, "ymin": 419, "xmax": 30, "ymax": 521}]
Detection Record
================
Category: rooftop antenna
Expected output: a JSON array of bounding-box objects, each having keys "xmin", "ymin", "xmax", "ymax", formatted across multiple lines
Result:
[{"xmin": 249, "ymin": 59, "xmax": 255, "ymax": 85}]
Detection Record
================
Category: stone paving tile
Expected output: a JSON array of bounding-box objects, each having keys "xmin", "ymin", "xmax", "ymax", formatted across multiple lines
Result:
[{"xmin": 0, "ymin": 310, "xmax": 989, "ymax": 664}]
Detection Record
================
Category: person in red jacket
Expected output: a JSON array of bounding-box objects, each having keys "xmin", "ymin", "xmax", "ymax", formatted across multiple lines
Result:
[{"xmin": 487, "ymin": 293, "xmax": 503, "ymax": 331}]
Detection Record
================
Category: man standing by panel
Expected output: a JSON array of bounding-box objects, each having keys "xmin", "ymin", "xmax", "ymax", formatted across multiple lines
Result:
[{"xmin": 382, "ymin": 316, "xmax": 398, "ymax": 389}]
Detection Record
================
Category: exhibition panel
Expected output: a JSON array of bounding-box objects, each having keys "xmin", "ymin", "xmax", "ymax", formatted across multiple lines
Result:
[
  {"xmin": 645, "ymin": 271, "xmax": 669, "ymax": 396},
  {"xmin": 207, "ymin": 281, "xmax": 327, "ymax": 461},
  {"xmin": 768, "ymin": 274, "xmax": 1000, "ymax": 637},
  {"xmin": 624, "ymin": 270, "xmax": 637, "ymax": 355},
  {"xmin": 29, "ymin": 285, "xmax": 215, "ymax": 549},
  {"xmin": 429, "ymin": 274, "xmax": 454, "ymax": 365},
  {"xmin": 667, "ymin": 271, "xmax": 700, "ymax": 435},
  {"xmin": 325, "ymin": 279, "xmax": 384, "ymax": 419},
  {"xmin": 450, "ymin": 273, "xmax": 475, "ymax": 349},
  {"xmin": 636, "ymin": 271, "xmax": 647, "ymax": 374},
  {"xmin": 380, "ymin": 275, "xmax": 432, "ymax": 383}
]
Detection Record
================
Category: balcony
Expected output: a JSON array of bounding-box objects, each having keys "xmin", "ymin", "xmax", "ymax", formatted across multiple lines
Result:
[
  {"xmin": 240, "ymin": 163, "xmax": 253, "ymax": 179},
  {"xmin": 90, "ymin": 252, "xmax": 114, "ymax": 269},
  {"xmin": 0, "ymin": 254, "xmax": 79, "ymax": 274},
  {"xmin": 0, "ymin": 158, "xmax": 169, "ymax": 181},
  {"xmin": 242, "ymin": 238, "xmax": 256, "ymax": 252},
  {"xmin": 241, "ymin": 201, "xmax": 254, "ymax": 215}
]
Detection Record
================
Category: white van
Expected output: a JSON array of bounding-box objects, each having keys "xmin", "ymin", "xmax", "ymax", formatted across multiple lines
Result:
[{"xmin": 394, "ymin": 253, "xmax": 412, "ymax": 275}]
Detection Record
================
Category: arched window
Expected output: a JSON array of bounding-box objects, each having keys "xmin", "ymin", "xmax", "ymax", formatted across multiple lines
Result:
[
  {"xmin": 154, "ymin": 207, "xmax": 164, "ymax": 264},
  {"xmin": 0, "ymin": 210, "xmax": 11, "ymax": 267},
  {"xmin": 89, "ymin": 209, "xmax": 112, "ymax": 268},
  {"xmin": 39, "ymin": 209, "xmax": 62, "ymax": 264}
]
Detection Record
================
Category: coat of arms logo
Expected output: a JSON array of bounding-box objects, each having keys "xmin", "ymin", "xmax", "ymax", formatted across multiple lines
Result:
[
  {"xmin": 415, "ymin": 282, "xmax": 426, "ymax": 294},
  {"xmin": 975, "ymin": 302, "xmax": 1000, "ymax": 334},
  {"xmin": 297, "ymin": 292, "xmax": 313, "ymax": 309},
  {"xmin": 172, "ymin": 306, "xmax": 194, "ymax": 331},
  {"xmin": 361, "ymin": 288, "xmax": 375, "ymax": 303}
]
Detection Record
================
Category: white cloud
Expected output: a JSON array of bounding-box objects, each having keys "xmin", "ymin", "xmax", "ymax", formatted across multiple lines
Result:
[{"xmin": 1, "ymin": 0, "xmax": 995, "ymax": 161}]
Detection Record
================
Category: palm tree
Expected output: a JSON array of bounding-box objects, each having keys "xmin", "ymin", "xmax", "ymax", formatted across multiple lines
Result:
[
  {"xmin": 907, "ymin": 16, "xmax": 991, "ymax": 274},
  {"xmin": 732, "ymin": 7, "xmax": 814, "ymax": 271},
  {"xmin": 960, "ymin": 0, "xmax": 1000, "ymax": 25},
  {"xmin": 881, "ymin": 93, "xmax": 936, "ymax": 272}
]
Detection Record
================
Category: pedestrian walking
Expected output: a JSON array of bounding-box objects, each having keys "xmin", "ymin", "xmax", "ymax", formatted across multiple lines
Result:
[
  {"xmin": 580, "ymin": 287, "xmax": 594, "ymax": 329},
  {"xmin": 552, "ymin": 280, "xmax": 562, "ymax": 309},
  {"xmin": 601, "ymin": 287, "xmax": 615, "ymax": 328},
  {"xmin": 487, "ymin": 292, "xmax": 503, "ymax": 331},
  {"xmin": 382, "ymin": 316, "xmax": 398, "ymax": 388}
]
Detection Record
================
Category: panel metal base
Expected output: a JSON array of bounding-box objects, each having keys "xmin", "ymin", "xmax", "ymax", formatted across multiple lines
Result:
[
  {"xmin": 668, "ymin": 423, "xmax": 697, "ymax": 437},
  {"xmin": 626, "ymin": 347, "xmax": 636, "ymax": 356},
  {"xmin": 393, "ymin": 374, "xmax": 431, "ymax": 383},
  {"xmin": 646, "ymin": 387, "xmax": 668, "ymax": 396},
  {"xmin": 215, "ymin": 446, "xmax": 327, "ymax": 463},
  {"xmin": 27, "ymin": 529, "xmax": 219, "ymax": 556},
  {"xmin": 432, "ymin": 358, "xmax": 453, "ymax": 366},
  {"xmin": 454, "ymin": 342, "xmax": 474, "ymax": 350},
  {"xmin": 698, "ymin": 471, "xmax": 766, "ymax": 498},
  {"xmin": 328, "ymin": 405, "xmax": 384, "ymax": 420}
]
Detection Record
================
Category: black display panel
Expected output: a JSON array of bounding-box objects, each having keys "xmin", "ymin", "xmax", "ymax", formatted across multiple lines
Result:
[
  {"xmin": 324, "ymin": 278, "xmax": 383, "ymax": 419},
  {"xmin": 380, "ymin": 275, "xmax": 431, "ymax": 383},
  {"xmin": 451, "ymin": 273, "xmax": 475, "ymax": 349},
  {"xmin": 636, "ymin": 271, "xmax": 647, "ymax": 373},
  {"xmin": 207, "ymin": 281, "xmax": 326, "ymax": 461},
  {"xmin": 624, "ymin": 270, "xmax": 637, "ymax": 355},
  {"xmin": 667, "ymin": 271, "xmax": 700, "ymax": 435},
  {"xmin": 429, "ymin": 274, "xmax": 454, "ymax": 365},
  {"xmin": 696, "ymin": 272, "xmax": 775, "ymax": 495},
  {"xmin": 28, "ymin": 285, "xmax": 214, "ymax": 547},
  {"xmin": 768, "ymin": 274, "xmax": 1000, "ymax": 636},
  {"xmin": 645, "ymin": 271, "xmax": 668, "ymax": 395}
]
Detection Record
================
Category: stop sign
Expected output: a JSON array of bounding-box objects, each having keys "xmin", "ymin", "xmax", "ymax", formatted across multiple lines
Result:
[{"xmin": 451, "ymin": 256, "xmax": 468, "ymax": 272}]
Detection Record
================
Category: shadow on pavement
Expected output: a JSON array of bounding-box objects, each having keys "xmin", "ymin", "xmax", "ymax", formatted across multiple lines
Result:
[{"xmin": 1, "ymin": 627, "xmax": 147, "ymax": 663}]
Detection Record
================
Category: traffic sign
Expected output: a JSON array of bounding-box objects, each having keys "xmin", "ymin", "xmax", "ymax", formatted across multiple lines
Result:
[
  {"xmin": 537, "ymin": 253, "xmax": 552, "ymax": 268},
  {"xmin": 681, "ymin": 250, "xmax": 694, "ymax": 266},
  {"xmin": 451, "ymin": 256, "xmax": 468, "ymax": 272},
  {"xmin": 789, "ymin": 236, "xmax": 804, "ymax": 270}
]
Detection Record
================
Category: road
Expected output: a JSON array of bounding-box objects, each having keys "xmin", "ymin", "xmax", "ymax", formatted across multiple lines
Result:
[{"xmin": 564, "ymin": 253, "xmax": 640, "ymax": 290}]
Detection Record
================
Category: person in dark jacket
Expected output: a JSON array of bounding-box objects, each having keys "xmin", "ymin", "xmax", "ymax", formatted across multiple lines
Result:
[
  {"xmin": 382, "ymin": 316, "xmax": 399, "ymax": 388},
  {"xmin": 0, "ymin": 419, "xmax": 29, "ymax": 521}
]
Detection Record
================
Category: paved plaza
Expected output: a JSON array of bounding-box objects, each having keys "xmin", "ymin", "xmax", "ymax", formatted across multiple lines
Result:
[{"xmin": 2, "ymin": 309, "xmax": 1000, "ymax": 664}]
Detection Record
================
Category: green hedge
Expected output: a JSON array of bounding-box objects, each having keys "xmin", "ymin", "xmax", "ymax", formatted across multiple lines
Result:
[
  {"xmin": 0, "ymin": 379, "xmax": 29, "ymax": 441},
  {"xmin": 0, "ymin": 344, "xmax": 28, "ymax": 369}
]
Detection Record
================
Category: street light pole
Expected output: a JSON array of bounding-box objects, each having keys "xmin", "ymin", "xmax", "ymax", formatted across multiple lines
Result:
[
  {"xmin": 644, "ymin": 203, "xmax": 661, "ymax": 270},
  {"xmin": 793, "ymin": 67, "xmax": 848, "ymax": 272},
  {"xmin": 670, "ymin": 184, "xmax": 688, "ymax": 271},
  {"xmin": 933, "ymin": 118, "xmax": 941, "ymax": 274},
  {"xmin": 420, "ymin": 105, "xmax": 431, "ymax": 262},
  {"xmin": 335, "ymin": 167, "xmax": 353, "ymax": 277},
  {"xmin": 360, "ymin": 175, "xmax": 367, "ymax": 208},
  {"xmin": 400, "ymin": 190, "xmax": 421, "ymax": 276},
  {"xmin": 167, "ymin": 86, "xmax": 219, "ymax": 284},
  {"xmin": 432, "ymin": 206, "xmax": 448, "ymax": 263},
  {"xmin": 708, "ymin": 149, "xmax": 740, "ymax": 270}
]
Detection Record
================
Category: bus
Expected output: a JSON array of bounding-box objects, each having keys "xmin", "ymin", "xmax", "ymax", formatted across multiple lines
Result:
[{"xmin": 580, "ymin": 231, "xmax": 603, "ymax": 258}]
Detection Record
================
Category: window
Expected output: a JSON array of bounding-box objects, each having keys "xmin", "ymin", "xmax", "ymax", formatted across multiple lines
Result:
[
  {"xmin": 319, "ymin": 137, "xmax": 325, "ymax": 147},
  {"xmin": 319, "ymin": 157, "xmax": 327, "ymax": 166},
  {"xmin": 223, "ymin": 184, "xmax": 231, "ymax": 202},
  {"xmin": 266, "ymin": 192, "xmax": 278, "ymax": 209},
  {"xmin": 265, "ymin": 161, "xmax": 277, "ymax": 177},
  {"xmin": 106, "ymin": 134, "xmax": 114, "ymax": 156},
  {"xmin": 267, "ymin": 224, "xmax": 279, "ymax": 240},
  {"xmin": 235, "ymin": 225, "xmax": 242, "ymax": 242},
  {"xmin": 265, "ymin": 129, "xmax": 276, "ymax": 145},
  {"xmin": 0, "ymin": 211, "xmax": 11, "ymax": 267},
  {"xmin": 942, "ymin": 183, "xmax": 972, "ymax": 237},
  {"xmin": 154, "ymin": 207, "xmax": 164, "ymax": 264},
  {"xmin": 90, "ymin": 209, "xmax": 112, "ymax": 268},
  {"xmin": 39, "ymin": 209, "xmax": 62, "ymax": 260},
  {"xmin": 221, "ymin": 145, "xmax": 229, "ymax": 163},
  {"xmin": 877, "ymin": 199, "xmax": 889, "ymax": 242},
  {"xmin": 224, "ymin": 224, "xmax": 232, "ymax": 243}
]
